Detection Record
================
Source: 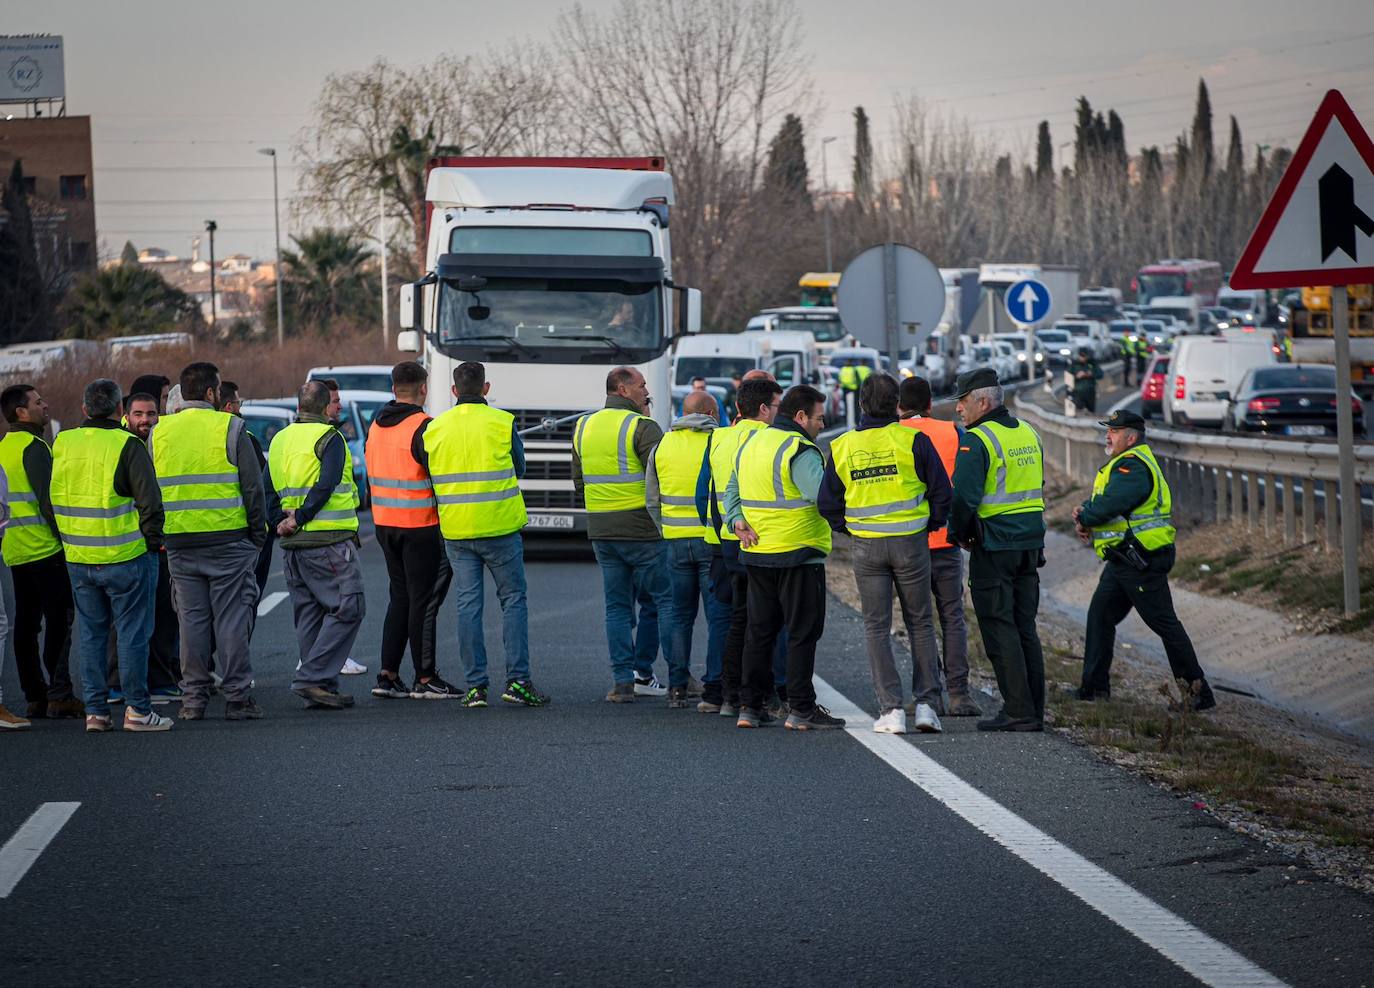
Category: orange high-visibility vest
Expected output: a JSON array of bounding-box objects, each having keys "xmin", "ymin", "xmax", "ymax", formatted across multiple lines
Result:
[
  {"xmin": 902, "ymin": 415, "xmax": 959, "ymax": 551},
  {"xmin": 365, "ymin": 412, "xmax": 438, "ymax": 528}
]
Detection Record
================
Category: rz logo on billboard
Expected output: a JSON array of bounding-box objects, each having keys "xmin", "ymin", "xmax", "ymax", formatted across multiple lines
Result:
[{"xmin": 7, "ymin": 56, "xmax": 42, "ymax": 93}]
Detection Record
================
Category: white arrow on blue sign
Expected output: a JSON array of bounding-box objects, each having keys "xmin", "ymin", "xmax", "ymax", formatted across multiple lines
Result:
[{"xmin": 1004, "ymin": 278, "xmax": 1052, "ymax": 325}]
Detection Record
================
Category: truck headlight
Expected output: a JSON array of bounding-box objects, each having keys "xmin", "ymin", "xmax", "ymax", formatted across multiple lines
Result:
[{"xmin": 1016, "ymin": 353, "xmax": 1026, "ymax": 361}]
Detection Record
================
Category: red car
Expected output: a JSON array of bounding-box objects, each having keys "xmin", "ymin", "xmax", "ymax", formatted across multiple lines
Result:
[{"xmin": 1140, "ymin": 352, "xmax": 1169, "ymax": 418}]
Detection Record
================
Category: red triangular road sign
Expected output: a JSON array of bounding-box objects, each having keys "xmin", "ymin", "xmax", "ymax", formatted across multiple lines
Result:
[{"xmin": 1230, "ymin": 89, "xmax": 1374, "ymax": 289}]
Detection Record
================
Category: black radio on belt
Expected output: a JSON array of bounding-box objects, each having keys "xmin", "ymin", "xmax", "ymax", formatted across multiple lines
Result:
[{"xmin": 1104, "ymin": 530, "xmax": 1149, "ymax": 571}]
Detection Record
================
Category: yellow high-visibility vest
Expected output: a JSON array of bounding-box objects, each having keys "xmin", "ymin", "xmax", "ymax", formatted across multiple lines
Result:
[
  {"xmin": 50, "ymin": 427, "xmax": 147, "ymax": 565},
  {"xmin": 574, "ymin": 407, "xmax": 650, "ymax": 513},
  {"xmin": 423, "ymin": 402, "xmax": 527, "ymax": 540},
  {"xmin": 268, "ymin": 422, "xmax": 358, "ymax": 533},
  {"xmin": 150, "ymin": 408, "xmax": 248, "ymax": 536},
  {"xmin": 708, "ymin": 419, "xmax": 768, "ymax": 542},
  {"xmin": 0, "ymin": 430, "xmax": 61, "ymax": 565},
  {"xmin": 1090, "ymin": 443, "xmax": 1175, "ymax": 558},
  {"xmin": 653, "ymin": 428, "xmax": 712, "ymax": 541},
  {"xmin": 968, "ymin": 419, "xmax": 1044, "ymax": 518},
  {"xmin": 736, "ymin": 427, "xmax": 830, "ymax": 557},
  {"xmin": 828, "ymin": 422, "xmax": 930, "ymax": 538}
]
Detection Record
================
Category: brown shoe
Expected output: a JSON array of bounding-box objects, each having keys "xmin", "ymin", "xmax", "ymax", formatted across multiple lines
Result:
[
  {"xmin": 85, "ymin": 714, "xmax": 114, "ymax": 733},
  {"xmin": 0, "ymin": 704, "xmax": 32, "ymax": 730},
  {"xmin": 47, "ymin": 698, "xmax": 85, "ymax": 719},
  {"xmin": 946, "ymin": 692, "xmax": 983, "ymax": 717},
  {"xmin": 605, "ymin": 682, "xmax": 635, "ymax": 703},
  {"xmin": 27, "ymin": 701, "xmax": 47, "ymax": 719}
]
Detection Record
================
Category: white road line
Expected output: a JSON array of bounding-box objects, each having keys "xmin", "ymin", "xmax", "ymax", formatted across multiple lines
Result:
[
  {"xmin": 813, "ymin": 677, "xmax": 1288, "ymax": 988},
  {"xmin": 0, "ymin": 802, "xmax": 80, "ymax": 899},
  {"xmin": 257, "ymin": 591, "xmax": 289, "ymax": 617}
]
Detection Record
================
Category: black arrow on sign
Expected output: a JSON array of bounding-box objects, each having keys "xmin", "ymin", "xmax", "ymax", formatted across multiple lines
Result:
[{"xmin": 1319, "ymin": 163, "xmax": 1374, "ymax": 262}]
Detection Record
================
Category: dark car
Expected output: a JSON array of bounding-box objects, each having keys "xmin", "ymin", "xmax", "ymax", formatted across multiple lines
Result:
[
  {"xmin": 1140, "ymin": 352, "xmax": 1170, "ymax": 418},
  {"xmin": 1224, "ymin": 364, "xmax": 1364, "ymax": 438}
]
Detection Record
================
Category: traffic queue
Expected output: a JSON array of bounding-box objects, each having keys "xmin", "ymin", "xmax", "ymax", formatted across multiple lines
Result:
[{"xmin": 0, "ymin": 359, "xmax": 1215, "ymax": 734}]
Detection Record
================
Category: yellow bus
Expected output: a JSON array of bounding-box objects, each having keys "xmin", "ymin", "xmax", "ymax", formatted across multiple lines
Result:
[{"xmin": 799, "ymin": 272, "xmax": 840, "ymax": 307}]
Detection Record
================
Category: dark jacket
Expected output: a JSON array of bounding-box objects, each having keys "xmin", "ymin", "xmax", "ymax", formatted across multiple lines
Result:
[
  {"xmin": 264, "ymin": 412, "xmax": 355, "ymax": 549},
  {"xmin": 13, "ymin": 421, "xmax": 58, "ymax": 538},
  {"xmin": 949, "ymin": 405, "xmax": 1045, "ymax": 552},
  {"xmin": 410, "ymin": 396, "xmax": 525, "ymax": 477},
  {"xmin": 817, "ymin": 413, "xmax": 952, "ymax": 536},
  {"xmin": 159, "ymin": 400, "xmax": 268, "ymax": 551},
  {"xmin": 1072, "ymin": 358, "xmax": 1103, "ymax": 395},
  {"xmin": 77, "ymin": 417, "xmax": 165, "ymax": 552},
  {"xmin": 1078, "ymin": 447, "xmax": 1155, "ymax": 529},
  {"xmin": 570, "ymin": 394, "xmax": 663, "ymax": 541}
]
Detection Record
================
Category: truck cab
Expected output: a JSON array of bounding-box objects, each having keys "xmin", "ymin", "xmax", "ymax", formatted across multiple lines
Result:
[{"xmin": 397, "ymin": 157, "xmax": 701, "ymax": 536}]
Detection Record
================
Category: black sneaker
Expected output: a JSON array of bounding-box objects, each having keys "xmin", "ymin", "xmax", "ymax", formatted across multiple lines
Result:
[
  {"xmin": 225, "ymin": 697, "xmax": 264, "ymax": 720},
  {"xmin": 461, "ymin": 686, "xmax": 489, "ymax": 708},
  {"xmin": 371, "ymin": 675, "xmax": 411, "ymax": 699},
  {"xmin": 736, "ymin": 706, "xmax": 776, "ymax": 728},
  {"xmin": 502, "ymin": 679, "xmax": 550, "ymax": 707},
  {"xmin": 1191, "ymin": 681, "xmax": 1217, "ymax": 712},
  {"xmin": 784, "ymin": 705, "xmax": 845, "ymax": 731},
  {"xmin": 1076, "ymin": 686, "xmax": 1111, "ymax": 702},
  {"xmin": 766, "ymin": 697, "xmax": 790, "ymax": 720},
  {"xmin": 667, "ymin": 686, "xmax": 689, "ymax": 709},
  {"xmin": 410, "ymin": 676, "xmax": 461, "ymax": 699}
]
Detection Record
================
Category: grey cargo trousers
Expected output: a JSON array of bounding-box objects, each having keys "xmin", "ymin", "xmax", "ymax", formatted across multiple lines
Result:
[
  {"xmin": 284, "ymin": 541, "xmax": 366, "ymax": 691},
  {"xmin": 168, "ymin": 538, "xmax": 261, "ymax": 706}
]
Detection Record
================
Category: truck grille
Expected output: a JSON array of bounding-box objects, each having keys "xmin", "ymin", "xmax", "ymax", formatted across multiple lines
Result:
[
  {"xmin": 524, "ymin": 459, "xmax": 574, "ymax": 481},
  {"xmin": 524, "ymin": 488, "xmax": 583, "ymax": 510},
  {"xmin": 512, "ymin": 408, "xmax": 586, "ymax": 442}
]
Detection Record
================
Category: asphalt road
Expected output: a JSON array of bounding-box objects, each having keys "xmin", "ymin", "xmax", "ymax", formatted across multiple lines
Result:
[{"xmin": 2, "ymin": 530, "xmax": 1371, "ymax": 987}]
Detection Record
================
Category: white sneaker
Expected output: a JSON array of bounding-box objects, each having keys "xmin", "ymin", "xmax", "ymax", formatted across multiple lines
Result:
[
  {"xmin": 633, "ymin": 675, "xmax": 667, "ymax": 697},
  {"xmin": 873, "ymin": 708, "xmax": 906, "ymax": 734},
  {"xmin": 123, "ymin": 708, "xmax": 174, "ymax": 732},
  {"xmin": 914, "ymin": 703, "xmax": 943, "ymax": 734},
  {"xmin": 340, "ymin": 658, "xmax": 368, "ymax": 676}
]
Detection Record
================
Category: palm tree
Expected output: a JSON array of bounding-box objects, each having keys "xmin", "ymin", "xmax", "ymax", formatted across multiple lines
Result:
[
  {"xmin": 62, "ymin": 264, "xmax": 199, "ymax": 340},
  {"xmin": 276, "ymin": 228, "xmax": 377, "ymax": 334}
]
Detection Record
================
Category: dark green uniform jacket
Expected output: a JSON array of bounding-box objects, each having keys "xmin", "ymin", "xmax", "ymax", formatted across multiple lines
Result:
[{"xmin": 949, "ymin": 405, "xmax": 1046, "ymax": 552}]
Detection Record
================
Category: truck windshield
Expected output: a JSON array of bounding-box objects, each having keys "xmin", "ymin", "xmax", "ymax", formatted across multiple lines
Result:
[
  {"xmin": 777, "ymin": 315, "xmax": 845, "ymax": 342},
  {"xmin": 1137, "ymin": 274, "xmax": 1186, "ymax": 304},
  {"xmin": 438, "ymin": 279, "xmax": 661, "ymax": 351}
]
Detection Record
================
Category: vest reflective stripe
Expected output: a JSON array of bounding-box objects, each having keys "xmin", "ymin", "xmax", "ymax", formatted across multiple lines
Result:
[
  {"xmin": 829, "ymin": 422, "xmax": 932, "ymax": 539},
  {"xmin": 0, "ymin": 431, "xmax": 61, "ymax": 565},
  {"xmin": 365, "ymin": 413, "xmax": 439, "ymax": 528},
  {"xmin": 736, "ymin": 428, "xmax": 831, "ymax": 557},
  {"xmin": 708, "ymin": 419, "xmax": 767, "ymax": 541},
  {"xmin": 574, "ymin": 408, "xmax": 649, "ymax": 512},
  {"xmin": 970, "ymin": 420, "xmax": 1045, "ymax": 517},
  {"xmin": 423, "ymin": 402, "xmax": 527, "ymax": 540},
  {"xmin": 652, "ymin": 428, "xmax": 712, "ymax": 541},
  {"xmin": 50, "ymin": 427, "xmax": 146, "ymax": 565},
  {"xmin": 1090, "ymin": 443, "xmax": 1175, "ymax": 558},
  {"xmin": 268, "ymin": 422, "xmax": 359, "ymax": 533},
  {"xmin": 150, "ymin": 408, "xmax": 248, "ymax": 535}
]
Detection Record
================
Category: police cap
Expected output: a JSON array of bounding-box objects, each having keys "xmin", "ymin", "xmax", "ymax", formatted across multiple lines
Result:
[
  {"xmin": 1099, "ymin": 408, "xmax": 1146, "ymax": 431},
  {"xmin": 954, "ymin": 367, "xmax": 1001, "ymax": 399}
]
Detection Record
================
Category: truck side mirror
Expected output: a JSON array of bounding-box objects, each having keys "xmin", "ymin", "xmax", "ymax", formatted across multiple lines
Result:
[
  {"xmin": 685, "ymin": 288, "xmax": 702, "ymax": 334},
  {"xmin": 396, "ymin": 330, "xmax": 420, "ymax": 353},
  {"xmin": 399, "ymin": 284, "xmax": 415, "ymax": 330}
]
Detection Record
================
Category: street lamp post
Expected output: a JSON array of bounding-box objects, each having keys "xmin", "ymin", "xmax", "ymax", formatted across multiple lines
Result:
[
  {"xmin": 204, "ymin": 219, "xmax": 217, "ymax": 329},
  {"xmin": 258, "ymin": 148, "xmax": 285, "ymax": 347},
  {"xmin": 821, "ymin": 136, "xmax": 837, "ymax": 272}
]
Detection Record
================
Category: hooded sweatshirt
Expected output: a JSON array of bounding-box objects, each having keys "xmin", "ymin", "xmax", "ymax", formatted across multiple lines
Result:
[{"xmin": 645, "ymin": 411, "xmax": 717, "ymax": 537}]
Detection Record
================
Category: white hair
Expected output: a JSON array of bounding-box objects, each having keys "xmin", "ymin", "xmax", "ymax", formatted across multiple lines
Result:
[{"xmin": 969, "ymin": 385, "xmax": 1003, "ymax": 407}]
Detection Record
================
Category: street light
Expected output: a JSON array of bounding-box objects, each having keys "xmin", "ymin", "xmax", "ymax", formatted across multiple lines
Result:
[
  {"xmin": 821, "ymin": 136, "xmax": 837, "ymax": 271},
  {"xmin": 204, "ymin": 219, "xmax": 218, "ymax": 329},
  {"xmin": 258, "ymin": 147, "xmax": 285, "ymax": 347}
]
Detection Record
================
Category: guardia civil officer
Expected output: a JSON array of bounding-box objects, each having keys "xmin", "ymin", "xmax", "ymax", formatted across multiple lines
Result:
[
  {"xmin": 1073, "ymin": 409, "xmax": 1215, "ymax": 709},
  {"xmin": 949, "ymin": 368, "xmax": 1047, "ymax": 732}
]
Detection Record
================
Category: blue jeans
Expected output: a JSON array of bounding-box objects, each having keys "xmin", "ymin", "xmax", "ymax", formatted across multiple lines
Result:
[
  {"xmin": 70, "ymin": 554, "xmax": 156, "ymax": 716},
  {"xmin": 668, "ymin": 538, "xmax": 729, "ymax": 687},
  {"xmin": 445, "ymin": 533, "xmax": 529, "ymax": 688},
  {"xmin": 632, "ymin": 584, "xmax": 660, "ymax": 679},
  {"xmin": 592, "ymin": 540, "xmax": 676, "ymax": 686}
]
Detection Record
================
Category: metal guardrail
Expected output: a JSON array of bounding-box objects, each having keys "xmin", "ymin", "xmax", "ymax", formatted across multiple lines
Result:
[{"xmin": 1015, "ymin": 385, "xmax": 1371, "ymax": 548}]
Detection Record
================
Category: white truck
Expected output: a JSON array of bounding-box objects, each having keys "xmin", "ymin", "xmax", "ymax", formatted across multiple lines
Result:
[
  {"xmin": 396, "ymin": 156, "xmax": 701, "ymax": 537},
  {"xmin": 975, "ymin": 263, "xmax": 1081, "ymax": 336},
  {"xmin": 745, "ymin": 306, "xmax": 849, "ymax": 357}
]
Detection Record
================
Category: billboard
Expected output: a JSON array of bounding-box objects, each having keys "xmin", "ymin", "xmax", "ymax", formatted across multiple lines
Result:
[{"xmin": 0, "ymin": 35, "xmax": 65, "ymax": 103}]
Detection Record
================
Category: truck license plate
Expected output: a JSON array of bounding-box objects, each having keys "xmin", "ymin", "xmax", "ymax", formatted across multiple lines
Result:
[{"xmin": 525, "ymin": 514, "xmax": 575, "ymax": 530}]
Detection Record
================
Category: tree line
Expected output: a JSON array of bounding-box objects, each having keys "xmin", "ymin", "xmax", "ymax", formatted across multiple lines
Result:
[{"xmin": 0, "ymin": 0, "xmax": 1293, "ymax": 344}]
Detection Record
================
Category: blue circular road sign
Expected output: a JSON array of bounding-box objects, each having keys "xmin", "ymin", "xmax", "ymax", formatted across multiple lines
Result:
[{"xmin": 1005, "ymin": 278, "xmax": 1052, "ymax": 325}]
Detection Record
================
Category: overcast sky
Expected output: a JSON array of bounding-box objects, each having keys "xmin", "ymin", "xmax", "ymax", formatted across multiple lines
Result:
[{"xmin": 22, "ymin": 0, "xmax": 1374, "ymax": 260}]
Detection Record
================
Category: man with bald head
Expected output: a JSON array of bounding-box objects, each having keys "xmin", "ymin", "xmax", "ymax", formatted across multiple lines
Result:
[
  {"xmin": 573, "ymin": 366, "xmax": 676, "ymax": 702},
  {"xmin": 646, "ymin": 389, "xmax": 730, "ymax": 707}
]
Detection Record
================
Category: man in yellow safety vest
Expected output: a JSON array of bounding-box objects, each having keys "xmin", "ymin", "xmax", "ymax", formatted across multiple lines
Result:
[
  {"xmin": 265, "ymin": 379, "xmax": 365, "ymax": 710},
  {"xmin": 1073, "ymin": 409, "xmax": 1214, "ymax": 709}
]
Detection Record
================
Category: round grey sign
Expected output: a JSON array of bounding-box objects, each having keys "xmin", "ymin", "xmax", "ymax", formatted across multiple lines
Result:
[{"xmin": 837, "ymin": 244, "xmax": 946, "ymax": 351}]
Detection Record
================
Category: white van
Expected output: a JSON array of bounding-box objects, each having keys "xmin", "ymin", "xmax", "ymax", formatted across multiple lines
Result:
[{"xmin": 1165, "ymin": 336, "xmax": 1277, "ymax": 429}]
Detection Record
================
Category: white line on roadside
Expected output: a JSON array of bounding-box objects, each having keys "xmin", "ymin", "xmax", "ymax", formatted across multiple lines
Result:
[
  {"xmin": 0, "ymin": 802, "xmax": 80, "ymax": 899},
  {"xmin": 813, "ymin": 677, "xmax": 1288, "ymax": 988},
  {"xmin": 257, "ymin": 591, "xmax": 289, "ymax": 617}
]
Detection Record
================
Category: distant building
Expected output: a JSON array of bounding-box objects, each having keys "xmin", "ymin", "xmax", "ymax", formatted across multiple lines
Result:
[
  {"xmin": 0, "ymin": 114, "xmax": 96, "ymax": 277},
  {"xmin": 125, "ymin": 248, "xmax": 277, "ymax": 331}
]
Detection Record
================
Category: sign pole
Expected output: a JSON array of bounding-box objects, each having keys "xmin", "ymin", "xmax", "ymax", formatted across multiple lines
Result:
[
  {"xmin": 882, "ymin": 241, "xmax": 900, "ymax": 374},
  {"xmin": 1332, "ymin": 284, "xmax": 1361, "ymax": 615}
]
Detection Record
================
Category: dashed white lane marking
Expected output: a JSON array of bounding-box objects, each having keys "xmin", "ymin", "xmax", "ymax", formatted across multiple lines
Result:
[
  {"xmin": 0, "ymin": 802, "xmax": 81, "ymax": 899},
  {"xmin": 813, "ymin": 677, "xmax": 1288, "ymax": 988},
  {"xmin": 257, "ymin": 591, "xmax": 289, "ymax": 617}
]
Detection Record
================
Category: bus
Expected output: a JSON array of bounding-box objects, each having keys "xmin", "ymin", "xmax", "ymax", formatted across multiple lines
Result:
[
  {"xmin": 1132, "ymin": 259, "xmax": 1223, "ymax": 308},
  {"xmin": 798, "ymin": 272, "xmax": 840, "ymax": 307}
]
